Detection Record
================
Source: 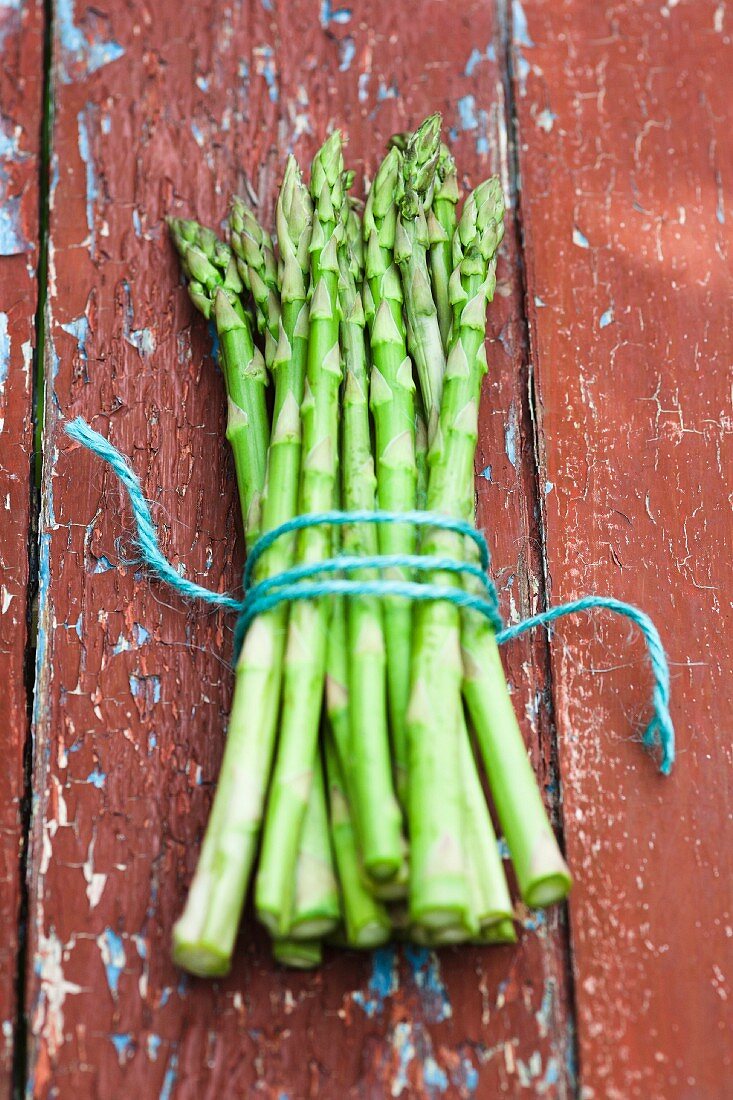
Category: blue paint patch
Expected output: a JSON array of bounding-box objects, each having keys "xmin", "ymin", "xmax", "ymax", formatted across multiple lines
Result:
[
  {"xmin": 572, "ymin": 226, "xmax": 589, "ymax": 248},
  {"xmin": 320, "ymin": 1, "xmax": 352, "ymax": 27},
  {"xmin": 599, "ymin": 308, "xmax": 613, "ymax": 328},
  {"xmin": 132, "ymin": 208, "xmax": 142, "ymax": 236},
  {"xmin": 159, "ymin": 1051, "xmax": 179, "ymax": 1100},
  {"xmin": 376, "ymin": 79, "xmax": 398, "ymax": 102},
  {"xmin": 93, "ymin": 555, "xmax": 114, "ymax": 573},
  {"xmin": 404, "ymin": 946, "xmax": 452, "ymax": 1022},
  {"xmin": 256, "ymin": 46, "xmax": 279, "ymax": 102},
  {"xmin": 101, "ymin": 114, "xmax": 112, "ymax": 135},
  {"xmin": 517, "ymin": 56, "xmax": 531, "ymax": 91},
  {"xmin": 0, "ymin": 191, "xmax": 28, "ymax": 255},
  {"xmin": 358, "ymin": 72, "xmax": 370, "ymax": 103},
  {"xmin": 535, "ymin": 107, "xmax": 556, "ymax": 133},
  {"xmin": 196, "ymin": 74, "xmax": 210, "ymax": 91},
  {"xmin": 452, "ymin": 1055, "xmax": 479, "ymax": 1093},
  {"xmin": 464, "ymin": 43, "xmax": 495, "ymax": 76},
  {"xmin": 352, "ymin": 946, "xmax": 397, "ymax": 1017},
  {"xmin": 339, "ymin": 36, "xmax": 355, "ymax": 71},
  {"xmin": 61, "ymin": 314, "xmax": 89, "ymax": 365},
  {"xmin": 512, "ymin": 0, "xmax": 535, "ymax": 47},
  {"xmin": 147, "ymin": 1033, "xmax": 162, "ymax": 1061},
  {"xmin": 57, "ymin": 0, "xmax": 125, "ymax": 84},
  {"xmin": 534, "ymin": 295, "xmax": 546, "ymax": 307},
  {"xmin": 0, "ymin": 312, "xmax": 9, "ymax": 391},
  {"xmin": 99, "ymin": 928, "xmax": 125, "ymax": 996},
  {"xmin": 110, "ymin": 1033, "xmax": 133, "ymax": 1060},
  {"xmin": 62, "ymin": 613, "xmax": 83, "ymax": 639},
  {"xmin": 159, "ymin": 986, "xmax": 171, "ymax": 1007},
  {"xmin": 133, "ymin": 623, "xmax": 150, "ymax": 645},
  {"xmin": 127, "ymin": 327, "xmax": 155, "ymax": 355},
  {"xmin": 77, "ymin": 107, "xmax": 98, "ymax": 254},
  {"xmin": 545, "ymin": 480, "xmax": 554, "ymax": 495},
  {"xmin": 261, "ymin": 0, "xmax": 273, "ymax": 9},
  {"xmin": 190, "ymin": 121, "xmax": 205, "ymax": 148},
  {"xmin": 504, "ymin": 410, "xmax": 517, "ymax": 469},
  {"xmin": 129, "ymin": 673, "xmax": 161, "ymax": 705},
  {"xmin": 457, "ymin": 95, "xmax": 478, "ymax": 131},
  {"xmin": 423, "ymin": 1057, "xmax": 449, "ymax": 1094},
  {"xmin": 522, "ymin": 908, "xmax": 546, "ymax": 932},
  {"xmin": 86, "ymin": 767, "xmax": 106, "ymax": 789},
  {"xmin": 480, "ymin": 464, "xmax": 492, "ymax": 482},
  {"xmin": 148, "ymin": 732, "xmax": 157, "ymax": 752}
]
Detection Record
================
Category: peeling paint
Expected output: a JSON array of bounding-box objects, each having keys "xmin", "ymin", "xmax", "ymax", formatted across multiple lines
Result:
[
  {"xmin": 77, "ymin": 106, "xmax": 98, "ymax": 254},
  {"xmin": 57, "ymin": 0, "xmax": 125, "ymax": 84},
  {"xmin": 352, "ymin": 946, "xmax": 398, "ymax": 1016},
  {"xmin": 404, "ymin": 945, "xmax": 452, "ymax": 1022},
  {"xmin": 97, "ymin": 928, "xmax": 125, "ymax": 998}
]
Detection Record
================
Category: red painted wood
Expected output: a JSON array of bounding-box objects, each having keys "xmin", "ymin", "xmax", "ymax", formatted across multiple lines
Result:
[
  {"xmin": 513, "ymin": 1, "xmax": 733, "ymax": 1095},
  {"xmin": 26, "ymin": 1, "xmax": 575, "ymax": 1096},
  {"xmin": 0, "ymin": 0, "xmax": 44, "ymax": 1086}
]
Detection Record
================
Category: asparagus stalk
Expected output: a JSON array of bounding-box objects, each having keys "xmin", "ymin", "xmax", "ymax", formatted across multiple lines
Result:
[
  {"xmin": 415, "ymin": 400, "xmax": 429, "ymax": 512},
  {"xmin": 394, "ymin": 114, "xmax": 446, "ymax": 439},
  {"xmin": 229, "ymin": 196, "xmax": 281, "ymax": 368},
  {"xmin": 441, "ymin": 177, "xmax": 571, "ymax": 908},
  {"xmin": 396, "ymin": 126, "xmax": 516, "ymax": 939},
  {"xmin": 168, "ymin": 219, "xmax": 268, "ymax": 545},
  {"xmin": 170, "ymin": 163, "xmax": 313, "ymax": 977},
  {"xmin": 427, "ymin": 144, "xmax": 460, "ymax": 350},
  {"xmin": 338, "ymin": 222, "xmax": 405, "ymax": 882},
  {"xmin": 405, "ymin": 181, "xmax": 515, "ymax": 938},
  {"xmin": 256, "ymin": 132, "xmax": 345, "ymax": 936},
  {"xmin": 363, "ymin": 147, "xmax": 417, "ymax": 805},
  {"xmin": 458, "ymin": 719, "xmax": 515, "ymax": 935},
  {"xmin": 287, "ymin": 747, "xmax": 341, "ymax": 939},
  {"xmin": 323, "ymin": 726, "xmax": 392, "ymax": 948}
]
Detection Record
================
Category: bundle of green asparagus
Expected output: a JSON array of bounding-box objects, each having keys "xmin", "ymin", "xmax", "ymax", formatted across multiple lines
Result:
[{"xmin": 167, "ymin": 114, "xmax": 571, "ymax": 974}]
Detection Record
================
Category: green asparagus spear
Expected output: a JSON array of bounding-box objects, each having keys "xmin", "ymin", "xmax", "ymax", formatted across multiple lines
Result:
[
  {"xmin": 363, "ymin": 147, "xmax": 417, "ymax": 805},
  {"xmin": 394, "ymin": 115, "xmax": 446, "ymax": 438},
  {"xmin": 255, "ymin": 132, "xmax": 345, "ymax": 936},
  {"xmin": 170, "ymin": 162, "xmax": 313, "ymax": 977},
  {"xmin": 229, "ymin": 195, "xmax": 281, "ymax": 368},
  {"xmin": 338, "ymin": 221, "xmax": 405, "ymax": 882},
  {"xmin": 323, "ymin": 727, "xmax": 392, "ymax": 948},
  {"xmin": 167, "ymin": 219, "xmax": 268, "ymax": 546},
  {"xmin": 287, "ymin": 748, "xmax": 341, "ymax": 939},
  {"xmin": 427, "ymin": 144, "xmax": 460, "ymax": 350}
]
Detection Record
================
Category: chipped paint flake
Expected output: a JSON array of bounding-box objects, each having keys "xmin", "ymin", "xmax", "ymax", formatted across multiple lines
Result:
[
  {"xmin": 57, "ymin": 0, "xmax": 125, "ymax": 84},
  {"xmin": 572, "ymin": 226, "xmax": 589, "ymax": 249},
  {"xmin": 32, "ymin": 931, "xmax": 82, "ymax": 1058},
  {"xmin": 352, "ymin": 946, "xmax": 398, "ymax": 1016},
  {"xmin": 97, "ymin": 928, "xmax": 125, "ymax": 997}
]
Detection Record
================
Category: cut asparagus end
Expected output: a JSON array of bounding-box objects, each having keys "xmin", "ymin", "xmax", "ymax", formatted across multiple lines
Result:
[
  {"xmin": 523, "ymin": 869, "xmax": 573, "ymax": 908},
  {"xmin": 289, "ymin": 914, "xmax": 339, "ymax": 940},
  {"xmin": 171, "ymin": 930, "xmax": 231, "ymax": 979},
  {"xmin": 349, "ymin": 920, "xmax": 392, "ymax": 949},
  {"xmin": 272, "ymin": 939, "xmax": 323, "ymax": 969},
  {"xmin": 477, "ymin": 919, "xmax": 518, "ymax": 945},
  {"xmin": 365, "ymin": 855, "xmax": 404, "ymax": 883}
]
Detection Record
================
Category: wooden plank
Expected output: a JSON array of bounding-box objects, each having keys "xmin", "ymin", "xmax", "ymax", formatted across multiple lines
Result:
[
  {"xmin": 26, "ymin": 1, "xmax": 577, "ymax": 1095},
  {"xmin": 0, "ymin": 0, "xmax": 44, "ymax": 1087},
  {"xmin": 512, "ymin": 1, "xmax": 733, "ymax": 1095}
]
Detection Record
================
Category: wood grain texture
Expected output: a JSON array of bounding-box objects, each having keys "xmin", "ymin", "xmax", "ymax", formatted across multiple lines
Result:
[
  {"xmin": 513, "ymin": 1, "xmax": 733, "ymax": 1096},
  {"xmin": 26, "ymin": 1, "xmax": 574, "ymax": 1096},
  {"xmin": 0, "ymin": 0, "xmax": 43, "ymax": 1087}
]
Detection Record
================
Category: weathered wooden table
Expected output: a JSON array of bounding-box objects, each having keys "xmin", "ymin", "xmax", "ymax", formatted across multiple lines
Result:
[{"xmin": 2, "ymin": 1, "xmax": 730, "ymax": 1096}]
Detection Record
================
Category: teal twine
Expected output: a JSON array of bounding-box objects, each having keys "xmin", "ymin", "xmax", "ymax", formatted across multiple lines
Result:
[{"xmin": 64, "ymin": 416, "xmax": 675, "ymax": 774}]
